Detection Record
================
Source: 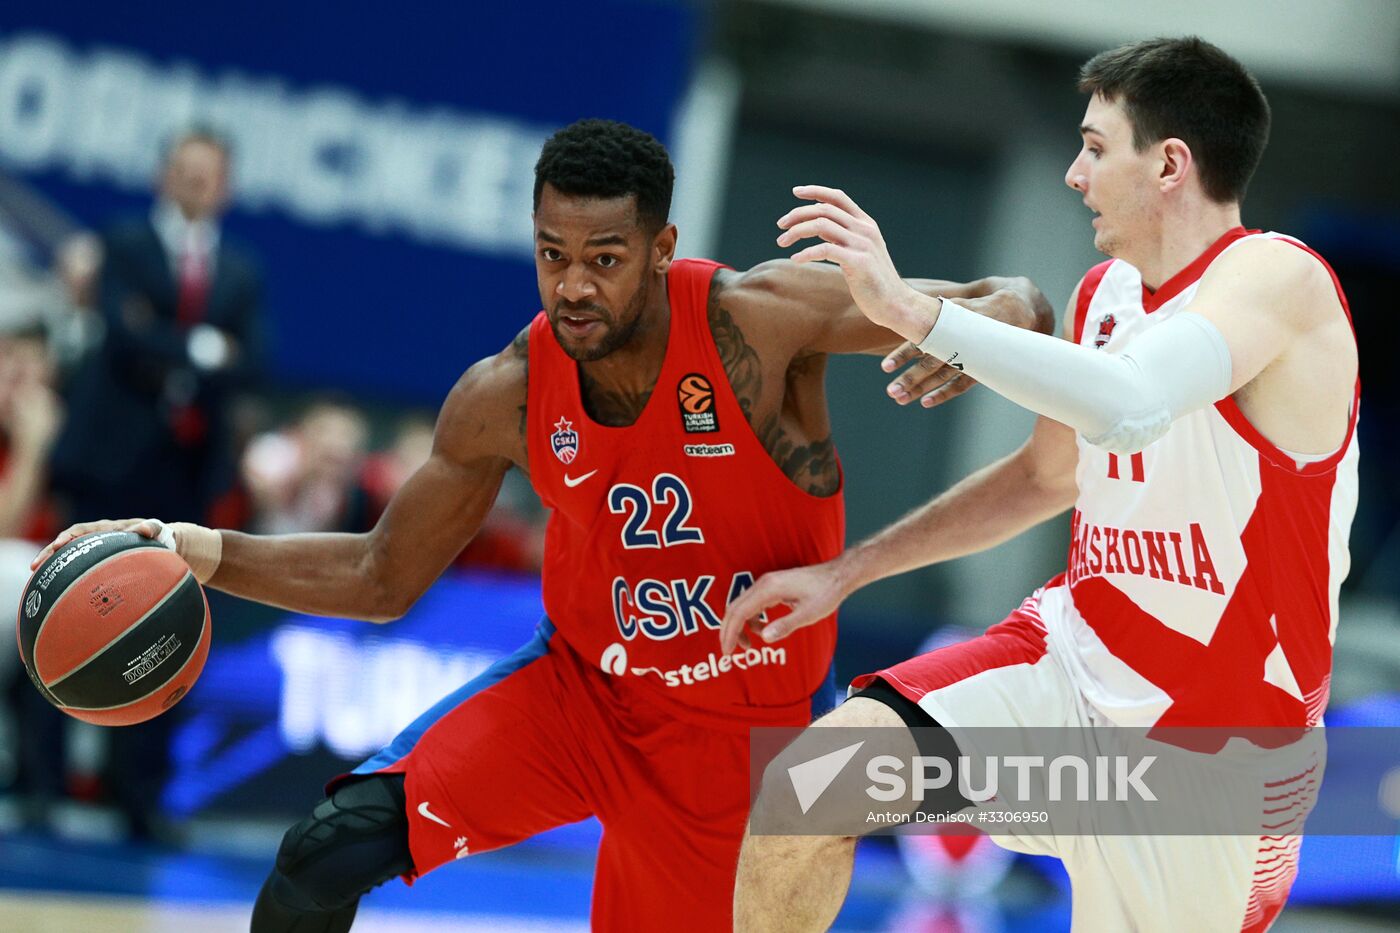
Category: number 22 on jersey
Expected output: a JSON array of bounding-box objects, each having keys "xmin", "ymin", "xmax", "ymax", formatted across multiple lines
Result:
[{"xmin": 608, "ymin": 473, "xmax": 705, "ymax": 549}]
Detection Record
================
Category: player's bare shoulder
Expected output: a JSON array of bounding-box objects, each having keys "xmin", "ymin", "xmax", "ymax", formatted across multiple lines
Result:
[
  {"xmin": 1206, "ymin": 237, "xmax": 1344, "ymax": 329},
  {"xmin": 435, "ymin": 325, "xmax": 531, "ymax": 471},
  {"xmin": 709, "ymin": 260, "xmax": 828, "ymax": 358}
]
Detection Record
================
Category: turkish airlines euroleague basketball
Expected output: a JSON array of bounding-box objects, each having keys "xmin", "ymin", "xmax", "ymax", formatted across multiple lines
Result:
[{"xmin": 17, "ymin": 531, "xmax": 211, "ymax": 726}]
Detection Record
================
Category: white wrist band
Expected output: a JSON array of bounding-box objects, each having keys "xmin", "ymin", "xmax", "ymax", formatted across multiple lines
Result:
[{"xmin": 157, "ymin": 521, "xmax": 223, "ymax": 584}]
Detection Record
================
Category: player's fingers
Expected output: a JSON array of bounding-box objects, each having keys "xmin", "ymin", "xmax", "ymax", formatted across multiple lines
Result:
[
  {"xmin": 30, "ymin": 523, "xmax": 96, "ymax": 569},
  {"xmin": 921, "ymin": 373, "xmax": 975, "ymax": 408},
  {"xmin": 721, "ymin": 578, "xmax": 778, "ymax": 654},
  {"xmin": 30, "ymin": 537, "xmax": 67, "ymax": 570},
  {"xmin": 29, "ymin": 518, "xmax": 156, "ymax": 569},
  {"xmin": 885, "ymin": 353, "xmax": 950, "ymax": 404},
  {"xmin": 131, "ymin": 518, "xmax": 164, "ymax": 539},
  {"xmin": 759, "ymin": 607, "xmax": 819, "ymax": 644},
  {"xmin": 789, "ymin": 242, "xmax": 854, "ymax": 267},
  {"xmin": 881, "ymin": 341, "xmax": 922, "ymax": 373},
  {"xmin": 776, "ymin": 201, "xmax": 867, "ymax": 235},
  {"xmin": 791, "ymin": 185, "xmax": 871, "ymax": 222},
  {"xmin": 777, "ymin": 217, "xmax": 854, "ymax": 250},
  {"xmin": 722, "ymin": 574, "xmax": 796, "ymax": 653},
  {"xmin": 737, "ymin": 616, "xmax": 770, "ymax": 652},
  {"xmin": 903, "ymin": 364, "xmax": 964, "ymax": 401}
]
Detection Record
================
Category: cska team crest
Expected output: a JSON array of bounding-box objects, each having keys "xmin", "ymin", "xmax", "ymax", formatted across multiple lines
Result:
[
  {"xmin": 551, "ymin": 417, "xmax": 580, "ymax": 464},
  {"xmin": 1093, "ymin": 313, "xmax": 1117, "ymax": 349}
]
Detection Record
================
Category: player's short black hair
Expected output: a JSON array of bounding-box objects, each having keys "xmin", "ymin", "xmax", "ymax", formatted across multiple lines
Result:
[
  {"xmin": 533, "ymin": 119, "xmax": 674, "ymax": 231},
  {"xmin": 1079, "ymin": 37, "xmax": 1270, "ymax": 204}
]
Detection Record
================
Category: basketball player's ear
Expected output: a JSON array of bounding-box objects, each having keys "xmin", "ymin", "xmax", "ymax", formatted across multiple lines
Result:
[
  {"xmin": 1158, "ymin": 137, "xmax": 1193, "ymax": 194},
  {"xmin": 652, "ymin": 222, "xmax": 678, "ymax": 273}
]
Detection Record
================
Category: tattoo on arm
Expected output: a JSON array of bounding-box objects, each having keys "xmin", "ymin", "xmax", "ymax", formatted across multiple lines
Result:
[
  {"xmin": 708, "ymin": 288, "xmax": 840, "ymax": 497},
  {"xmin": 708, "ymin": 293, "xmax": 764, "ymax": 421},
  {"xmin": 756, "ymin": 417, "xmax": 839, "ymax": 497}
]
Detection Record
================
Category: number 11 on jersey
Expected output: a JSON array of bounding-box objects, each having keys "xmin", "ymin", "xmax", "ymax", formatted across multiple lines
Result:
[{"xmin": 1107, "ymin": 451, "xmax": 1146, "ymax": 482}]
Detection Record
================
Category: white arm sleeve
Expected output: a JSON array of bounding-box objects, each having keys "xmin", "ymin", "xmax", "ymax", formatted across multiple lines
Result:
[{"xmin": 917, "ymin": 299, "xmax": 1232, "ymax": 454}]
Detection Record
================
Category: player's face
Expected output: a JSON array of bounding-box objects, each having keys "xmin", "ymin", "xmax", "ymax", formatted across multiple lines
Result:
[
  {"xmin": 1065, "ymin": 94, "xmax": 1159, "ymax": 257},
  {"xmin": 534, "ymin": 185, "xmax": 662, "ymax": 362}
]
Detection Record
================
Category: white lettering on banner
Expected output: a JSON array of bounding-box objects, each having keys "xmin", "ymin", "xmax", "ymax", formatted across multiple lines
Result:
[
  {"xmin": 0, "ymin": 32, "xmax": 549, "ymax": 256},
  {"xmin": 269, "ymin": 626, "xmax": 501, "ymax": 758}
]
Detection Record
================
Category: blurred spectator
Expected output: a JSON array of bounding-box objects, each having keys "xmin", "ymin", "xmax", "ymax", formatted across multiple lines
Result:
[
  {"xmin": 46, "ymin": 232, "xmax": 105, "ymax": 370},
  {"xmin": 54, "ymin": 232, "xmax": 101, "ymax": 312},
  {"xmin": 0, "ymin": 321, "xmax": 66, "ymax": 828},
  {"xmin": 242, "ymin": 399, "xmax": 370, "ymax": 534},
  {"xmin": 0, "ymin": 324, "xmax": 63, "ymax": 539},
  {"xmin": 356, "ymin": 414, "xmax": 544, "ymax": 573},
  {"xmin": 49, "ymin": 127, "xmax": 263, "ymax": 527},
  {"xmin": 459, "ymin": 470, "xmax": 546, "ymax": 573},
  {"xmin": 44, "ymin": 127, "xmax": 264, "ymax": 841},
  {"xmin": 357, "ymin": 415, "xmax": 434, "ymax": 528}
]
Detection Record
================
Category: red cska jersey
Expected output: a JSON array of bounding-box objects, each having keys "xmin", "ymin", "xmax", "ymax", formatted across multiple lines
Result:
[{"xmin": 525, "ymin": 258, "xmax": 845, "ymax": 729}]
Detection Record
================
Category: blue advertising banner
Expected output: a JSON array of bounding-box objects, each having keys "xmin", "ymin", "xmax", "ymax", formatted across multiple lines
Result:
[{"xmin": 0, "ymin": 1, "xmax": 699, "ymax": 402}]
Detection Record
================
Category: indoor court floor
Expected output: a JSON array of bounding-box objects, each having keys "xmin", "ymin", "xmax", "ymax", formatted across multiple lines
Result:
[{"xmin": 1, "ymin": 812, "xmax": 1393, "ymax": 933}]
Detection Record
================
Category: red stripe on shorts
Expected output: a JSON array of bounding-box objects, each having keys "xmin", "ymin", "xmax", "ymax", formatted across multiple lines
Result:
[{"xmin": 851, "ymin": 590, "xmax": 1050, "ymax": 703}]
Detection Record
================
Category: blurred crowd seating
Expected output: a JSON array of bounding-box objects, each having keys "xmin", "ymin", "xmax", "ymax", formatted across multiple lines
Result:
[{"xmin": 0, "ymin": 163, "xmax": 544, "ymax": 841}]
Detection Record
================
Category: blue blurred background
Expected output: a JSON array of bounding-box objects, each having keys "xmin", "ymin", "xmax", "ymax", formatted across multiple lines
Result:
[{"xmin": 0, "ymin": 1, "xmax": 1396, "ymax": 930}]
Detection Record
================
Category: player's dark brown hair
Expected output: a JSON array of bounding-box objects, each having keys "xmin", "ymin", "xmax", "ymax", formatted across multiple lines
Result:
[
  {"xmin": 1078, "ymin": 37, "xmax": 1270, "ymax": 203},
  {"xmin": 533, "ymin": 119, "xmax": 674, "ymax": 232}
]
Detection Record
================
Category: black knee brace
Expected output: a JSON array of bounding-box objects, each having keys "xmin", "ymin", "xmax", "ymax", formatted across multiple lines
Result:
[
  {"xmin": 850, "ymin": 678, "xmax": 973, "ymax": 818},
  {"xmin": 250, "ymin": 774, "xmax": 415, "ymax": 933}
]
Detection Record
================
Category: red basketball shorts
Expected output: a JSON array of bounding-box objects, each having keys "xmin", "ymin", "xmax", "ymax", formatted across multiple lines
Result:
[{"xmin": 339, "ymin": 619, "xmax": 780, "ymax": 931}]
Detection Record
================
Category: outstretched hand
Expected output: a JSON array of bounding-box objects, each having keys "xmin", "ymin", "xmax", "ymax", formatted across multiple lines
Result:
[
  {"xmin": 777, "ymin": 186, "xmax": 937, "ymax": 344},
  {"xmin": 30, "ymin": 518, "xmax": 165, "ymax": 570},
  {"xmin": 880, "ymin": 340, "xmax": 975, "ymax": 408},
  {"xmin": 719, "ymin": 560, "xmax": 850, "ymax": 655}
]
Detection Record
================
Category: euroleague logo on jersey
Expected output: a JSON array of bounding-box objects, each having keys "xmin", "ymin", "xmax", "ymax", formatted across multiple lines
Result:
[
  {"xmin": 677, "ymin": 373, "xmax": 719, "ymax": 433},
  {"xmin": 550, "ymin": 416, "xmax": 580, "ymax": 464},
  {"xmin": 1093, "ymin": 313, "xmax": 1117, "ymax": 349}
]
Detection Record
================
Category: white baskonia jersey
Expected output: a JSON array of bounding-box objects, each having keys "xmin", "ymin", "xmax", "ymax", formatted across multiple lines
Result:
[{"xmin": 1041, "ymin": 227, "xmax": 1360, "ymax": 731}]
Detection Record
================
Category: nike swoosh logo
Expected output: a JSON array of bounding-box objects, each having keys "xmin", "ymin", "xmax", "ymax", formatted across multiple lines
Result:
[
  {"xmin": 563, "ymin": 470, "xmax": 598, "ymax": 488},
  {"xmin": 417, "ymin": 801, "xmax": 451, "ymax": 828}
]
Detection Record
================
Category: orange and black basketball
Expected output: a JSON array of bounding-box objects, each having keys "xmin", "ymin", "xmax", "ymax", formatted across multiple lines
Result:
[
  {"xmin": 16, "ymin": 531, "xmax": 211, "ymax": 726},
  {"xmin": 678, "ymin": 373, "xmax": 714, "ymax": 414}
]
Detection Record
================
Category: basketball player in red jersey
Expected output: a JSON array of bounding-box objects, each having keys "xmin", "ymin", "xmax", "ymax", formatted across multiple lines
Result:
[
  {"xmin": 34, "ymin": 119, "xmax": 1051, "ymax": 931},
  {"xmin": 729, "ymin": 38, "xmax": 1359, "ymax": 932}
]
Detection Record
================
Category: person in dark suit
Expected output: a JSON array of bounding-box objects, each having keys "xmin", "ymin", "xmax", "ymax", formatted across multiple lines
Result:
[
  {"xmin": 51, "ymin": 127, "xmax": 262, "ymax": 527},
  {"xmin": 48, "ymin": 128, "xmax": 263, "ymax": 840}
]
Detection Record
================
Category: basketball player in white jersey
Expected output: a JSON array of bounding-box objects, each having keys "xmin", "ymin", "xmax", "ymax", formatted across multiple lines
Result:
[{"xmin": 724, "ymin": 37, "xmax": 1359, "ymax": 932}]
